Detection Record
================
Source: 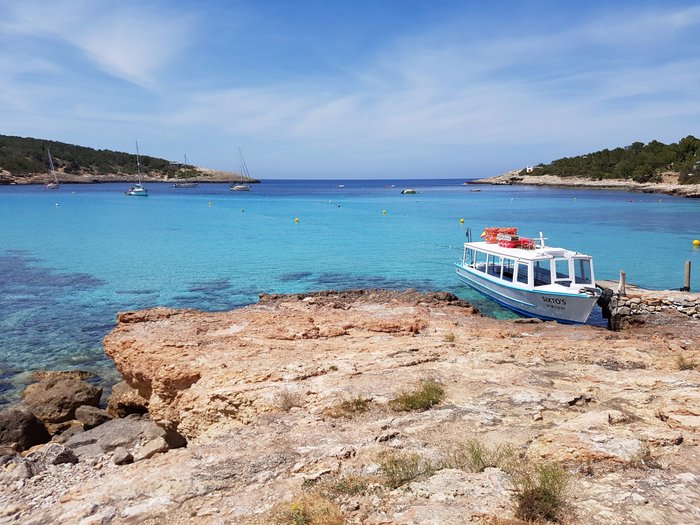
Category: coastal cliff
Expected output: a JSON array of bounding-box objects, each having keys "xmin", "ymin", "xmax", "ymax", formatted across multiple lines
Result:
[
  {"xmin": 3, "ymin": 290, "xmax": 700, "ymax": 524},
  {"xmin": 471, "ymin": 170, "xmax": 700, "ymax": 198}
]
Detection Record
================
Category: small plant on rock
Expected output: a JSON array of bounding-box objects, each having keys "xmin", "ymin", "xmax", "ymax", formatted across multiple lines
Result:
[
  {"xmin": 443, "ymin": 438, "xmax": 515, "ymax": 473},
  {"xmin": 271, "ymin": 494, "xmax": 346, "ymax": 525},
  {"xmin": 513, "ymin": 463, "xmax": 569, "ymax": 523},
  {"xmin": 389, "ymin": 380, "xmax": 445, "ymax": 412},
  {"xmin": 444, "ymin": 333, "xmax": 456, "ymax": 343},
  {"xmin": 379, "ymin": 451, "xmax": 433, "ymax": 489},
  {"xmin": 276, "ymin": 389, "xmax": 305, "ymax": 412},
  {"xmin": 676, "ymin": 354, "xmax": 698, "ymax": 371},
  {"xmin": 323, "ymin": 396, "xmax": 372, "ymax": 419},
  {"xmin": 318, "ymin": 474, "xmax": 372, "ymax": 498}
]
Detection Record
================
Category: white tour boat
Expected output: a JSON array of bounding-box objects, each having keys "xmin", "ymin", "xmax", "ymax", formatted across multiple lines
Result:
[{"xmin": 455, "ymin": 227, "xmax": 601, "ymax": 324}]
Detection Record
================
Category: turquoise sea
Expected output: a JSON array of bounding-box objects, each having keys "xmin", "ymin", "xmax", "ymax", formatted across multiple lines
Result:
[{"xmin": 1, "ymin": 179, "xmax": 699, "ymax": 404}]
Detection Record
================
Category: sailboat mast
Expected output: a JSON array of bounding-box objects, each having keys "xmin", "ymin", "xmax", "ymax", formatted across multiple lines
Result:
[
  {"xmin": 135, "ymin": 141, "xmax": 142, "ymax": 183},
  {"xmin": 47, "ymin": 148, "xmax": 55, "ymax": 173},
  {"xmin": 238, "ymin": 148, "xmax": 251, "ymax": 181}
]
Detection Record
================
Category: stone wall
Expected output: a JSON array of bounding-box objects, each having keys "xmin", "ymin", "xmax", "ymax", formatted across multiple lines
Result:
[{"xmin": 607, "ymin": 288, "xmax": 700, "ymax": 330}]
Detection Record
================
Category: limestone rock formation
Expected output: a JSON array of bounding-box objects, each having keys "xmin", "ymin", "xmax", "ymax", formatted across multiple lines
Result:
[
  {"xmin": 2, "ymin": 289, "xmax": 699, "ymax": 524},
  {"xmin": 106, "ymin": 380, "xmax": 149, "ymax": 418}
]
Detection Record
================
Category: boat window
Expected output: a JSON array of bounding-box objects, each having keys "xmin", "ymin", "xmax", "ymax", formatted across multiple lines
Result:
[
  {"xmin": 502, "ymin": 258, "xmax": 515, "ymax": 281},
  {"xmin": 574, "ymin": 258, "xmax": 593, "ymax": 284},
  {"xmin": 474, "ymin": 250, "xmax": 487, "ymax": 272},
  {"xmin": 516, "ymin": 263, "xmax": 529, "ymax": 285},
  {"xmin": 533, "ymin": 260, "xmax": 552, "ymax": 286},
  {"xmin": 487, "ymin": 255, "xmax": 502, "ymax": 278},
  {"xmin": 554, "ymin": 259, "xmax": 572, "ymax": 286}
]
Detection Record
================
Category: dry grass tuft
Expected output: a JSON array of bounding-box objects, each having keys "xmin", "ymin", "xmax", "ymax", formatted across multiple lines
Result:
[
  {"xmin": 323, "ymin": 396, "xmax": 372, "ymax": 419},
  {"xmin": 442, "ymin": 438, "xmax": 515, "ymax": 473},
  {"xmin": 512, "ymin": 463, "xmax": 569, "ymax": 523},
  {"xmin": 317, "ymin": 474, "xmax": 373, "ymax": 499},
  {"xmin": 271, "ymin": 494, "xmax": 346, "ymax": 525},
  {"xmin": 444, "ymin": 333, "xmax": 456, "ymax": 343},
  {"xmin": 276, "ymin": 389, "xmax": 305, "ymax": 412},
  {"xmin": 378, "ymin": 451, "xmax": 434, "ymax": 489},
  {"xmin": 676, "ymin": 353, "xmax": 698, "ymax": 371}
]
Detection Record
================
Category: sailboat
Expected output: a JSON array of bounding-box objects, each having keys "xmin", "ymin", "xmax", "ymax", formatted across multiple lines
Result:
[
  {"xmin": 173, "ymin": 154, "xmax": 198, "ymax": 188},
  {"xmin": 230, "ymin": 149, "xmax": 252, "ymax": 192},
  {"xmin": 44, "ymin": 148, "xmax": 59, "ymax": 189},
  {"xmin": 125, "ymin": 141, "xmax": 148, "ymax": 196}
]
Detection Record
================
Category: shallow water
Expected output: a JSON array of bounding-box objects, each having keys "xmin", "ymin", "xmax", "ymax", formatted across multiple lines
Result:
[{"xmin": 1, "ymin": 180, "xmax": 698, "ymax": 404}]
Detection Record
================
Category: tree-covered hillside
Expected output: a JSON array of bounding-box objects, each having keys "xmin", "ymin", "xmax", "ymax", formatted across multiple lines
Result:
[
  {"xmin": 0, "ymin": 134, "xmax": 180, "ymax": 177},
  {"xmin": 523, "ymin": 136, "xmax": 700, "ymax": 184}
]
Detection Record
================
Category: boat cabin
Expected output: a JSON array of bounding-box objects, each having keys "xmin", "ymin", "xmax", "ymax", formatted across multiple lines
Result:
[{"xmin": 461, "ymin": 242, "xmax": 596, "ymax": 291}]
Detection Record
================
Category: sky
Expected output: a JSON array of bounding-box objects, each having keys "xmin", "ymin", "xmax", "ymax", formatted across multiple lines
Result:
[{"xmin": 1, "ymin": 0, "xmax": 699, "ymax": 179}]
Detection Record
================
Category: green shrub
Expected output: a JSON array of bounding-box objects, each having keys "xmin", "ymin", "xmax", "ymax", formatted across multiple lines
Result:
[{"xmin": 389, "ymin": 380, "xmax": 445, "ymax": 412}]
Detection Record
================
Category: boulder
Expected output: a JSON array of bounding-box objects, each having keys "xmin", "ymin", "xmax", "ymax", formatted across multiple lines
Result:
[
  {"xmin": 112, "ymin": 446, "xmax": 133, "ymax": 465},
  {"xmin": 52, "ymin": 424, "xmax": 85, "ymax": 444},
  {"xmin": 28, "ymin": 443, "xmax": 78, "ymax": 470},
  {"xmin": 64, "ymin": 417, "xmax": 186, "ymax": 461},
  {"xmin": 133, "ymin": 437, "xmax": 169, "ymax": 462},
  {"xmin": 106, "ymin": 381, "xmax": 149, "ymax": 418},
  {"xmin": 0, "ymin": 407, "xmax": 51, "ymax": 451},
  {"xmin": 23, "ymin": 376, "xmax": 102, "ymax": 424},
  {"xmin": 75, "ymin": 405, "xmax": 112, "ymax": 430}
]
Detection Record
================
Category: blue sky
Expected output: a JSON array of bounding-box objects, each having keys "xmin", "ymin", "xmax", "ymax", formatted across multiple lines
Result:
[{"xmin": 1, "ymin": 1, "xmax": 699, "ymax": 179}]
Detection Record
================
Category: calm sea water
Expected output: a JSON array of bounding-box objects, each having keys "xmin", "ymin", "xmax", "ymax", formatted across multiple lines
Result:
[{"xmin": 1, "ymin": 179, "xmax": 699, "ymax": 404}]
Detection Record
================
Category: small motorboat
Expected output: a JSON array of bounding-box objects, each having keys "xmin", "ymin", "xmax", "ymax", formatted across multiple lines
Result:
[{"xmin": 401, "ymin": 188, "xmax": 417, "ymax": 194}]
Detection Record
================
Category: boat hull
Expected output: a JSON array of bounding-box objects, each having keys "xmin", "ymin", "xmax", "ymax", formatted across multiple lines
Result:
[{"xmin": 455, "ymin": 264, "xmax": 598, "ymax": 324}]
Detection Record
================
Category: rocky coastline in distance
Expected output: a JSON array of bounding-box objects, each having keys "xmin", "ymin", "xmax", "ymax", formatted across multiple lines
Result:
[
  {"xmin": 2, "ymin": 289, "xmax": 699, "ymax": 524},
  {"xmin": 470, "ymin": 170, "xmax": 700, "ymax": 198},
  {"xmin": 0, "ymin": 166, "xmax": 260, "ymax": 185}
]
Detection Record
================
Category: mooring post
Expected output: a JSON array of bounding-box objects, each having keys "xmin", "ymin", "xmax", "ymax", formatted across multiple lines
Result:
[
  {"xmin": 618, "ymin": 270, "xmax": 626, "ymax": 295},
  {"xmin": 682, "ymin": 260, "xmax": 691, "ymax": 292}
]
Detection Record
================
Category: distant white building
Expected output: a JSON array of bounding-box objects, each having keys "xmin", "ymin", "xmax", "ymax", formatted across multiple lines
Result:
[{"xmin": 526, "ymin": 166, "xmax": 534, "ymax": 173}]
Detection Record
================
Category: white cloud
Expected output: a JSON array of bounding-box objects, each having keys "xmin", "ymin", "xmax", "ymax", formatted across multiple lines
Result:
[
  {"xmin": 0, "ymin": 0, "xmax": 192, "ymax": 88},
  {"xmin": 166, "ymin": 3, "xmax": 700, "ymax": 156}
]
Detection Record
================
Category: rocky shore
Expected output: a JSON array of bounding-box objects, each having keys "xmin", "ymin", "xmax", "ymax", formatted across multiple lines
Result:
[
  {"xmin": 0, "ymin": 167, "xmax": 260, "ymax": 185},
  {"xmin": 2, "ymin": 289, "xmax": 699, "ymax": 524},
  {"xmin": 471, "ymin": 170, "xmax": 700, "ymax": 198}
]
